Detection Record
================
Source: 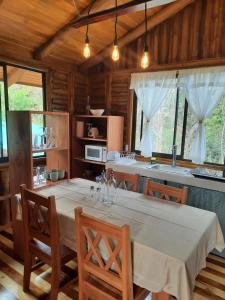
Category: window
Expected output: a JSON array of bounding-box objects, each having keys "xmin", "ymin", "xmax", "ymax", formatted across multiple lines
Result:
[
  {"xmin": 0, "ymin": 64, "xmax": 45, "ymax": 162},
  {"xmin": 184, "ymin": 97, "xmax": 225, "ymax": 164},
  {"xmin": 132, "ymin": 88, "xmax": 225, "ymax": 165},
  {"xmin": 0, "ymin": 65, "xmax": 8, "ymax": 161}
]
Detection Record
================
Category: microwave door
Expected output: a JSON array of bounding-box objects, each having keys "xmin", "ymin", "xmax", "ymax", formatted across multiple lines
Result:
[{"xmin": 86, "ymin": 147, "xmax": 102, "ymax": 161}]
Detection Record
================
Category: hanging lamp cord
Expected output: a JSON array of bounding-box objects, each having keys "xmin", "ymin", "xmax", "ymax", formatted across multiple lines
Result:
[
  {"xmin": 85, "ymin": 0, "xmax": 96, "ymax": 43},
  {"xmin": 144, "ymin": 0, "xmax": 148, "ymax": 51},
  {"xmin": 114, "ymin": 0, "xmax": 118, "ymax": 44}
]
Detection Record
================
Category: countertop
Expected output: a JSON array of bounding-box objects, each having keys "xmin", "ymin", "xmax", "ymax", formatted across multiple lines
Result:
[{"xmin": 106, "ymin": 161, "xmax": 225, "ymax": 193}]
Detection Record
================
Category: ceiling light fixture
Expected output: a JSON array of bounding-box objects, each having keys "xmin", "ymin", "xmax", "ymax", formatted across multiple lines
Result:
[
  {"xmin": 112, "ymin": 0, "xmax": 120, "ymax": 62},
  {"xmin": 83, "ymin": 27, "xmax": 91, "ymax": 58},
  {"xmin": 141, "ymin": 0, "xmax": 150, "ymax": 69},
  {"xmin": 83, "ymin": 1, "xmax": 96, "ymax": 59}
]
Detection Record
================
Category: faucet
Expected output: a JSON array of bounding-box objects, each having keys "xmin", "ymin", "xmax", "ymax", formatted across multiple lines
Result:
[
  {"xmin": 172, "ymin": 145, "xmax": 177, "ymax": 168},
  {"xmin": 223, "ymin": 156, "xmax": 225, "ymax": 178}
]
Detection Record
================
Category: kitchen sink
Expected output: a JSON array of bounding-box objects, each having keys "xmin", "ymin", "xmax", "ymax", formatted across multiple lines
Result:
[{"xmin": 147, "ymin": 164, "xmax": 191, "ymax": 175}]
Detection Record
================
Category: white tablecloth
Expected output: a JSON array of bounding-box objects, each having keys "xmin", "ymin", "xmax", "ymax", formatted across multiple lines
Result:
[{"xmin": 17, "ymin": 178, "xmax": 225, "ymax": 300}]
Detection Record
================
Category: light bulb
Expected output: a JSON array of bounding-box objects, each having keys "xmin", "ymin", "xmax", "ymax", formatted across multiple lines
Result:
[
  {"xmin": 141, "ymin": 50, "xmax": 150, "ymax": 69},
  {"xmin": 83, "ymin": 42, "xmax": 91, "ymax": 59},
  {"xmin": 112, "ymin": 44, "xmax": 120, "ymax": 61}
]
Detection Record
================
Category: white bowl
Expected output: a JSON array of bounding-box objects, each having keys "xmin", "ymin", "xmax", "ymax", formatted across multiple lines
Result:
[{"xmin": 90, "ymin": 109, "xmax": 104, "ymax": 116}]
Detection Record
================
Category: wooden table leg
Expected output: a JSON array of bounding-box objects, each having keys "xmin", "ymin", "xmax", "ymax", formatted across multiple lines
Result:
[{"xmin": 152, "ymin": 292, "xmax": 171, "ymax": 300}]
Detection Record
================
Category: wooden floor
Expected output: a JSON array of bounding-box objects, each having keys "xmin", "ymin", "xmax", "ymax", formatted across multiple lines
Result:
[{"xmin": 0, "ymin": 229, "xmax": 225, "ymax": 300}]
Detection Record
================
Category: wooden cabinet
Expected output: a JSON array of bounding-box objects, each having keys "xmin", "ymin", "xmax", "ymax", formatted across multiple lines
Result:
[
  {"xmin": 0, "ymin": 164, "xmax": 11, "ymax": 230},
  {"xmin": 7, "ymin": 111, "xmax": 70, "ymax": 194},
  {"xmin": 72, "ymin": 115, "xmax": 124, "ymax": 179},
  {"xmin": 8, "ymin": 111, "xmax": 70, "ymax": 259}
]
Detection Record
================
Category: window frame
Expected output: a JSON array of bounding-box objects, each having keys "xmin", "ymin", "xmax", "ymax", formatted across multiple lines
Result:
[
  {"xmin": 131, "ymin": 89, "xmax": 224, "ymax": 166},
  {"xmin": 0, "ymin": 62, "xmax": 46, "ymax": 163}
]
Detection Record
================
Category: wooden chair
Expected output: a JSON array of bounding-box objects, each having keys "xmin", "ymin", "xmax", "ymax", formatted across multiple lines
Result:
[
  {"xmin": 144, "ymin": 179, "xmax": 188, "ymax": 204},
  {"xmin": 108, "ymin": 170, "xmax": 139, "ymax": 192},
  {"xmin": 75, "ymin": 207, "xmax": 149, "ymax": 300},
  {"xmin": 20, "ymin": 184, "xmax": 77, "ymax": 300}
]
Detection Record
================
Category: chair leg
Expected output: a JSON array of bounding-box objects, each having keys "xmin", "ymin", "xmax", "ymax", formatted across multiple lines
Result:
[
  {"xmin": 23, "ymin": 253, "xmax": 32, "ymax": 292},
  {"xmin": 50, "ymin": 266, "xmax": 60, "ymax": 300},
  {"xmin": 79, "ymin": 292, "xmax": 87, "ymax": 300}
]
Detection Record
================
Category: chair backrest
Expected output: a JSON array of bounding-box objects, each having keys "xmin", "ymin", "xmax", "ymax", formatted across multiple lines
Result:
[
  {"xmin": 20, "ymin": 184, "xmax": 60, "ymax": 257},
  {"xmin": 112, "ymin": 171, "xmax": 139, "ymax": 192},
  {"xmin": 144, "ymin": 180, "xmax": 188, "ymax": 204},
  {"xmin": 75, "ymin": 207, "xmax": 133, "ymax": 300}
]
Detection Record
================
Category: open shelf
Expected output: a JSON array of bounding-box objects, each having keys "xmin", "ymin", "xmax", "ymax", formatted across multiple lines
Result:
[
  {"xmin": 32, "ymin": 147, "xmax": 68, "ymax": 153},
  {"xmin": 75, "ymin": 115, "xmax": 108, "ymax": 118},
  {"xmin": 0, "ymin": 194, "xmax": 12, "ymax": 201},
  {"xmin": 77, "ymin": 137, "xmax": 107, "ymax": 142},
  {"xmin": 8, "ymin": 111, "xmax": 70, "ymax": 193},
  {"xmin": 33, "ymin": 178, "xmax": 69, "ymax": 190},
  {"xmin": 74, "ymin": 157, "xmax": 106, "ymax": 166},
  {"xmin": 72, "ymin": 115, "xmax": 124, "ymax": 179}
]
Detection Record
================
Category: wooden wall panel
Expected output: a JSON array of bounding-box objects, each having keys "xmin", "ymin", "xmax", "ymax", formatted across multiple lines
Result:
[
  {"xmin": 48, "ymin": 70, "xmax": 71, "ymax": 112},
  {"xmin": 85, "ymin": 0, "xmax": 225, "ymax": 150},
  {"xmin": 89, "ymin": 0, "xmax": 225, "ymax": 73},
  {"xmin": 88, "ymin": 74, "xmax": 106, "ymax": 110},
  {"xmin": 111, "ymin": 72, "xmax": 131, "ymax": 145},
  {"xmin": 74, "ymin": 72, "xmax": 88, "ymax": 114}
]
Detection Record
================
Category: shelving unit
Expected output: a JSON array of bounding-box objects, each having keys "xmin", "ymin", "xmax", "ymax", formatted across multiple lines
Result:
[
  {"xmin": 32, "ymin": 146, "xmax": 68, "ymax": 153},
  {"xmin": 74, "ymin": 156, "xmax": 106, "ymax": 166},
  {"xmin": 0, "ymin": 166, "xmax": 11, "ymax": 231},
  {"xmin": 77, "ymin": 137, "xmax": 107, "ymax": 142},
  {"xmin": 7, "ymin": 111, "xmax": 70, "ymax": 194},
  {"xmin": 72, "ymin": 115, "xmax": 124, "ymax": 180}
]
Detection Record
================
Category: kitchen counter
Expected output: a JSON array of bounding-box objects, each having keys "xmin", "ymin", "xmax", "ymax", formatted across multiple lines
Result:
[{"xmin": 106, "ymin": 161, "xmax": 225, "ymax": 193}]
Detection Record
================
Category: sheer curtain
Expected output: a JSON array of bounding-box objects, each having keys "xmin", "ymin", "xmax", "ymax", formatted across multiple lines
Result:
[
  {"xmin": 179, "ymin": 66, "xmax": 225, "ymax": 164},
  {"xmin": 130, "ymin": 71, "xmax": 177, "ymax": 157}
]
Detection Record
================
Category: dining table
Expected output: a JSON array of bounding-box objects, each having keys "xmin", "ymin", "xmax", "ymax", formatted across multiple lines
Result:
[{"xmin": 16, "ymin": 178, "xmax": 225, "ymax": 300}]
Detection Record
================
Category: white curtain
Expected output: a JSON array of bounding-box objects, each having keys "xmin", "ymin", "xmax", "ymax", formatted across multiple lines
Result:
[
  {"xmin": 130, "ymin": 71, "xmax": 177, "ymax": 157},
  {"xmin": 179, "ymin": 66, "xmax": 225, "ymax": 164}
]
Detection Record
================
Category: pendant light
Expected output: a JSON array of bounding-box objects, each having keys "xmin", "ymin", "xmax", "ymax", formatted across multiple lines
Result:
[
  {"xmin": 141, "ymin": 0, "xmax": 150, "ymax": 69},
  {"xmin": 83, "ymin": 1, "xmax": 95, "ymax": 59},
  {"xmin": 83, "ymin": 26, "xmax": 91, "ymax": 58},
  {"xmin": 112, "ymin": 0, "xmax": 120, "ymax": 61}
]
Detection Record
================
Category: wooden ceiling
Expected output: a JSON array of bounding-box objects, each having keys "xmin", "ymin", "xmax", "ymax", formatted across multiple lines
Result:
[
  {"xmin": 0, "ymin": 0, "xmax": 190, "ymax": 67},
  {"xmin": 0, "ymin": 66, "xmax": 42, "ymax": 87}
]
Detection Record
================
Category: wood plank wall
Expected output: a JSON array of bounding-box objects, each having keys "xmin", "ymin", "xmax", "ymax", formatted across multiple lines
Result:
[
  {"xmin": 89, "ymin": 0, "xmax": 225, "ymax": 72},
  {"xmin": 82, "ymin": 0, "xmax": 225, "ymax": 147},
  {"xmin": 47, "ymin": 70, "xmax": 72, "ymax": 112},
  {"xmin": 110, "ymin": 73, "xmax": 132, "ymax": 146},
  {"xmin": 74, "ymin": 72, "xmax": 88, "ymax": 114},
  {"xmin": 88, "ymin": 74, "xmax": 106, "ymax": 111}
]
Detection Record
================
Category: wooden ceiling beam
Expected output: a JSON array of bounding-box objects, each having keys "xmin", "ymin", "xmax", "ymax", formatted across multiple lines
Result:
[
  {"xmin": 7, "ymin": 67, "xmax": 26, "ymax": 87},
  {"xmin": 80, "ymin": 0, "xmax": 195, "ymax": 70},
  {"xmin": 33, "ymin": 0, "xmax": 107, "ymax": 60},
  {"xmin": 69, "ymin": 0, "xmax": 176, "ymax": 28}
]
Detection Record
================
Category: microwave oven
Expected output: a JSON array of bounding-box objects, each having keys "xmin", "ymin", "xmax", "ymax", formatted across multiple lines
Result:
[{"xmin": 85, "ymin": 145, "xmax": 107, "ymax": 162}]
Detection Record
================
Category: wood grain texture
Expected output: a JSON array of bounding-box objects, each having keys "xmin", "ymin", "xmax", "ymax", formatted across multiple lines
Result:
[
  {"xmin": 71, "ymin": 115, "xmax": 123, "ymax": 178},
  {"xmin": 87, "ymin": 0, "xmax": 225, "ymax": 72},
  {"xmin": 75, "ymin": 207, "xmax": 149, "ymax": 300},
  {"xmin": 20, "ymin": 185, "xmax": 76, "ymax": 299},
  {"xmin": 81, "ymin": 0, "xmax": 225, "ymax": 156},
  {"xmin": 1, "ymin": 229, "xmax": 225, "ymax": 299},
  {"xmin": 0, "ymin": 229, "xmax": 78, "ymax": 299},
  {"xmin": 80, "ymin": 0, "xmax": 195, "ymax": 70},
  {"xmin": 144, "ymin": 179, "xmax": 188, "ymax": 204},
  {"xmin": 48, "ymin": 70, "xmax": 71, "ymax": 112}
]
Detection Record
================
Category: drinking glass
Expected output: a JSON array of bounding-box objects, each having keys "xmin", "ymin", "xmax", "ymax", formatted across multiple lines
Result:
[
  {"xmin": 95, "ymin": 187, "xmax": 101, "ymax": 202},
  {"xmin": 100, "ymin": 171, "xmax": 107, "ymax": 202},
  {"xmin": 89, "ymin": 185, "xmax": 95, "ymax": 201},
  {"xmin": 105, "ymin": 172, "xmax": 117, "ymax": 205}
]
